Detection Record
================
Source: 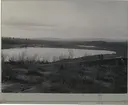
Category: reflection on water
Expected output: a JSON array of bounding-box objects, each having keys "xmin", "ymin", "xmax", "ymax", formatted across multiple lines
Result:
[{"xmin": 2, "ymin": 47, "xmax": 116, "ymax": 62}]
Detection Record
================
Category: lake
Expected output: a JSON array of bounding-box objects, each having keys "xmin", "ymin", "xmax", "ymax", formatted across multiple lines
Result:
[{"xmin": 2, "ymin": 47, "xmax": 116, "ymax": 62}]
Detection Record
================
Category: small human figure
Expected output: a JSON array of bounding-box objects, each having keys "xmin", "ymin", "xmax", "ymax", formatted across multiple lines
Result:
[
  {"xmin": 98, "ymin": 55, "xmax": 101, "ymax": 60},
  {"xmin": 101, "ymin": 54, "xmax": 104, "ymax": 60},
  {"xmin": 98, "ymin": 54, "xmax": 104, "ymax": 60},
  {"xmin": 60, "ymin": 64, "xmax": 64, "ymax": 70}
]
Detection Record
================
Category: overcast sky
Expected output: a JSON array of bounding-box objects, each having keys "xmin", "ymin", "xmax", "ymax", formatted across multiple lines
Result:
[{"xmin": 2, "ymin": 0, "xmax": 128, "ymax": 40}]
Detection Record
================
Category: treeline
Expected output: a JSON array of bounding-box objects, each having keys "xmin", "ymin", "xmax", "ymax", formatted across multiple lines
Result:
[
  {"xmin": 2, "ymin": 37, "xmax": 34, "ymax": 44},
  {"xmin": 2, "ymin": 37, "xmax": 66, "ymax": 46}
]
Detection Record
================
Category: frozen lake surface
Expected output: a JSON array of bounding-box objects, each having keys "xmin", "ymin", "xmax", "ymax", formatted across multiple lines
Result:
[{"xmin": 2, "ymin": 47, "xmax": 116, "ymax": 62}]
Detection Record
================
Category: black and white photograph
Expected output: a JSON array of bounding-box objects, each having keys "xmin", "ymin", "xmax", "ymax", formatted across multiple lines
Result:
[{"xmin": 1, "ymin": 0, "xmax": 127, "ymax": 93}]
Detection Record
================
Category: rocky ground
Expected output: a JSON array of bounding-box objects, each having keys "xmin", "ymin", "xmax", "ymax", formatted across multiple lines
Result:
[{"xmin": 2, "ymin": 55, "xmax": 127, "ymax": 93}]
